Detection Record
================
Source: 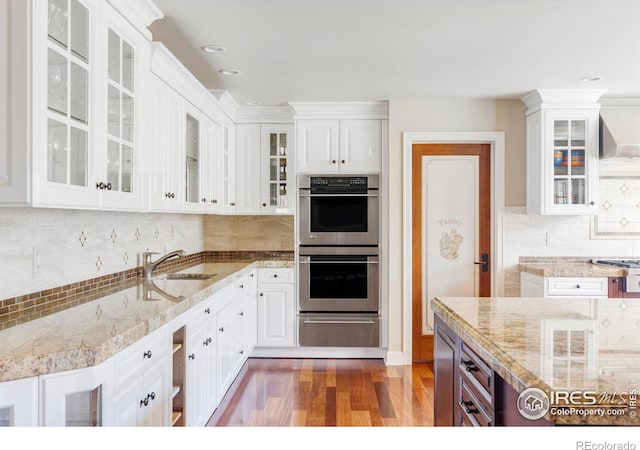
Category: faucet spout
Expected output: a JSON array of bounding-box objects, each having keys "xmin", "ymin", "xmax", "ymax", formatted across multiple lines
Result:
[{"xmin": 142, "ymin": 250, "xmax": 186, "ymax": 279}]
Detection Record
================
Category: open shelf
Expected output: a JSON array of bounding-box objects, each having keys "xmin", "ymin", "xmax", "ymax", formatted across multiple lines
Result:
[{"xmin": 171, "ymin": 326, "xmax": 186, "ymax": 426}]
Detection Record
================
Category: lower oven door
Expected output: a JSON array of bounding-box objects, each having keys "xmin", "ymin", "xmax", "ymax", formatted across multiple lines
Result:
[
  {"xmin": 298, "ymin": 314, "xmax": 380, "ymax": 347},
  {"xmin": 298, "ymin": 249, "xmax": 379, "ymax": 312}
]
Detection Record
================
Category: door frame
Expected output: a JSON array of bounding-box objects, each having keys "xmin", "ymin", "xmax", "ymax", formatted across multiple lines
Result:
[{"xmin": 401, "ymin": 132, "xmax": 505, "ymax": 365}]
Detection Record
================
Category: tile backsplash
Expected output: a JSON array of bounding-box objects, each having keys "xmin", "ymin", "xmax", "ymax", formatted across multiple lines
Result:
[{"xmin": 0, "ymin": 208, "xmax": 204, "ymax": 299}]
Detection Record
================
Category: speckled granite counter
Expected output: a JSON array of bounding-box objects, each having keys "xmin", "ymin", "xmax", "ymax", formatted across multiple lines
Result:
[
  {"xmin": 432, "ymin": 296, "xmax": 640, "ymax": 425},
  {"xmin": 0, "ymin": 260, "xmax": 293, "ymax": 383},
  {"xmin": 518, "ymin": 262, "xmax": 626, "ymax": 277}
]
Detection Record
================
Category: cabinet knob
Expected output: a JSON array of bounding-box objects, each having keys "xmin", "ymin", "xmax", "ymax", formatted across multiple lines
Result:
[
  {"xmin": 219, "ymin": 326, "xmax": 224, "ymax": 332},
  {"xmin": 259, "ymin": 293, "xmax": 264, "ymax": 297},
  {"xmin": 576, "ymin": 284, "xmax": 581, "ymax": 289},
  {"xmin": 590, "ymin": 201, "xmax": 595, "ymax": 206},
  {"xmin": 238, "ymin": 311, "xmax": 244, "ymax": 317},
  {"xmin": 262, "ymin": 203, "xmax": 267, "ymax": 207},
  {"xmin": 250, "ymin": 273, "xmax": 254, "ymax": 278},
  {"xmin": 150, "ymin": 392, "xmax": 156, "ymax": 401},
  {"xmin": 202, "ymin": 198, "xmax": 207, "ymax": 203},
  {"xmin": 332, "ymin": 160, "xmax": 337, "ymax": 164},
  {"xmin": 143, "ymin": 350, "xmax": 152, "ymax": 359},
  {"xmin": 239, "ymin": 350, "xmax": 244, "ymax": 355},
  {"xmin": 612, "ymin": 278, "xmax": 619, "ymax": 284},
  {"xmin": 205, "ymin": 308, "xmax": 210, "ymax": 314},
  {"xmin": 273, "ymin": 274, "xmax": 278, "ymax": 278},
  {"xmin": 239, "ymin": 284, "xmax": 244, "ymax": 289},
  {"xmin": 140, "ymin": 398, "xmax": 149, "ymax": 408},
  {"xmin": 341, "ymin": 160, "xmax": 345, "ymax": 164},
  {"xmin": 188, "ymin": 353, "xmax": 195, "ymax": 360},
  {"xmin": 96, "ymin": 182, "xmax": 112, "ymax": 191}
]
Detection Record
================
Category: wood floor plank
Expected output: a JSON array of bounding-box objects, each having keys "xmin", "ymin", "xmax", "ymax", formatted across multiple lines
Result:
[{"xmin": 207, "ymin": 358, "xmax": 435, "ymax": 427}]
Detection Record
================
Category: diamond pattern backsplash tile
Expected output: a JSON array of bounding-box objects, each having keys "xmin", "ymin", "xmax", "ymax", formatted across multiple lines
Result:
[
  {"xmin": 592, "ymin": 175, "xmax": 640, "ymax": 238},
  {"xmin": 0, "ymin": 209, "xmax": 204, "ymax": 300}
]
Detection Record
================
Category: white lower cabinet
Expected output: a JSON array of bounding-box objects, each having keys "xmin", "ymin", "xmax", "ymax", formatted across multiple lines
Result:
[
  {"xmin": 112, "ymin": 326, "xmax": 171, "ymax": 426},
  {"xmin": 0, "ymin": 376, "xmax": 39, "ymax": 426},
  {"xmin": 40, "ymin": 360, "xmax": 113, "ymax": 426},
  {"xmin": 520, "ymin": 272, "xmax": 608, "ymax": 298},
  {"xmin": 257, "ymin": 268, "xmax": 295, "ymax": 347},
  {"xmin": 185, "ymin": 296, "xmax": 217, "ymax": 427}
]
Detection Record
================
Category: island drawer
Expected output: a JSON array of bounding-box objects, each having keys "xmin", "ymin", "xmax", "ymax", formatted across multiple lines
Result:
[
  {"xmin": 258, "ymin": 268, "xmax": 294, "ymax": 284},
  {"xmin": 545, "ymin": 277, "xmax": 608, "ymax": 297},
  {"xmin": 459, "ymin": 342, "xmax": 492, "ymax": 397},
  {"xmin": 458, "ymin": 380, "xmax": 493, "ymax": 427}
]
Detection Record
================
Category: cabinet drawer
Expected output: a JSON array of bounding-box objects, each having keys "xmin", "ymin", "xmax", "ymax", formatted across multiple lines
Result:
[
  {"xmin": 459, "ymin": 343, "xmax": 492, "ymax": 401},
  {"xmin": 258, "ymin": 268, "xmax": 293, "ymax": 284},
  {"xmin": 546, "ymin": 277, "xmax": 608, "ymax": 297},
  {"xmin": 114, "ymin": 329, "xmax": 169, "ymax": 389},
  {"xmin": 458, "ymin": 381, "xmax": 492, "ymax": 426}
]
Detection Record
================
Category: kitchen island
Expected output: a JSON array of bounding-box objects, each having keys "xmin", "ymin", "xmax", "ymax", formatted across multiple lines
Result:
[{"xmin": 432, "ymin": 296, "xmax": 639, "ymax": 426}]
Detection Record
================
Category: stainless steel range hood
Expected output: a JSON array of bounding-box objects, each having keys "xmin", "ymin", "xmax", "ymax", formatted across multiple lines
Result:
[{"xmin": 599, "ymin": 100, "xmax": 640, "ymax": 159}]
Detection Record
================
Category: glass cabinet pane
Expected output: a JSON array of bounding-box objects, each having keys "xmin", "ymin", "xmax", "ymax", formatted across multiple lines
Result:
[
  {"xmin": 65, "ymin": 386, "xmax": 102, "ymax": 426},
  {"xmin": 554, "ymin": 179, "xmax": 568, "ymax": 205},
  {"xmin": 48, "ymin": 0, "xmax": 68, "ymax": 48},
  {"xmin": 553, "ymin": 120, "xmax": 568, "ymax": 146},
  {"xmin": 121, "ymin": 145, "xmax": 133, "ymax": 193},
  {"xmin": 571, "ymin": 179, "xmax": 585, "ymax": 204},
  {"xmin": 108, "ymin": 29, "xmax": 120, "ymax": 83},
  {"xmin": 185, "ymin": 114, "xmax": 199, "ymax": 203},
  {"xmin": 70, "ymin": 62, "xmax": 88, "ymax": 123},
  {"xmin": 122, "ymin": 93, "xmax": 134, "ymax": 142},
  {"xmin": 107, "ymin": 85, "xmax": 120, "ymax": 136},
  {"xmin": 122, "ymin": 41, "xmax": 134, "ymax": 92},
  {"xmin": 571, "ymin": 121, "xmax": 586, "ymax": 146},
  {"xmin": 279, "ymin": 133, "xmax": 287, "ymax": 154},
  {"xmin": 48, "ymin": 119, "xmax": 68, "ymax": 183},
  {"xmin": 270, "ymin": 133, "xmax": 277, "ymax": 156},
  {"xmin": 571, "ymin": 150, "xmax": 585, "ymax": 176},
  {"xmin": 69, "ymin": 127, "xmax": 87, "ymax": 186},
  {"xmin": 107, "ymin": 140, "xmax": 120, "ymax": 191},
  {"xmin": 48, "ymin": 49, "xmax": 68, "ymax": 115},
  {"xmin": 70, "ymin": 0, "xmax": 88, "ymax": 61}
]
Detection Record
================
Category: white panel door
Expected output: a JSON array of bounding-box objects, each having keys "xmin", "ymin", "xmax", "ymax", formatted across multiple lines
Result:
[
  {"xmin": 422, "ymin": 155, "xmax": 480, "ymax": 333},
  {"xmin": 235, "ymin": 123, "xmax": 261, "ymax": 214},
  {"xmin": 257, "ymin": 284, "xmax": 295, "ymax": 347},
  {"xmin": 339, "ymin": 119, "xmax": 381, "ymax": 173},
  {"xmin": 296, "ymin": 120, "xmax": 338, "ymax": 173},
  {"xmin": 0, "ymin": 376, "xmax": 39, "ymax": 426}
]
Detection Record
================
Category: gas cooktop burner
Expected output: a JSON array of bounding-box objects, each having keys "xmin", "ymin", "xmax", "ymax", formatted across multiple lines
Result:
[{"xmin": 593, "ymin": 259, "xmax": 640, "ymax": 269}]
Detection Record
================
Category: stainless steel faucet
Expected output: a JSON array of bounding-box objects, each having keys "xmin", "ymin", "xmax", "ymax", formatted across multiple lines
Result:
[{"xmin": 142, "ymin": 250, "xmax": 186, "ymax": 279}]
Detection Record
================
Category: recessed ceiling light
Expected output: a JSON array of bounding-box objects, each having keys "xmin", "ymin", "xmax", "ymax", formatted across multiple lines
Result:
[
  {"xmin": 219, "ymin": 68, "xmax": 241, "ymax": 76},
  {"xmin": 246, "ymin": 101, "xmax": 261, "ymax": 106},
  {"xmin": 201, "ymin": 45, "xmax": 226, "ymax": 53},
  {"xmin": 580, "ymin": 76, "xmax": 603, "ymax": 82}
]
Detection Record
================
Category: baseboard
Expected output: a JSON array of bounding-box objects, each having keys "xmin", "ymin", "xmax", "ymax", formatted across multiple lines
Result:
[
  {"xmin": 250, "ymin": 346, "xmax": 387, "ymax": 359},
  {"xmin": 384, "ymin": 350, "xmax": 405, "ymax": 366}
]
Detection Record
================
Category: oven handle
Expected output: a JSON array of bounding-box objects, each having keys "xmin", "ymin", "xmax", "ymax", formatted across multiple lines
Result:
[
  {"xmin": 298, "ymin": 260, "xmax": 378, "ymax": 264},
  {"xmin": 302, "ymin": 319, "xmax": 377, "ymax": 325},
  {"xmin": 298, "ymin": 192, "xmax": 378, "ymax": 198}
]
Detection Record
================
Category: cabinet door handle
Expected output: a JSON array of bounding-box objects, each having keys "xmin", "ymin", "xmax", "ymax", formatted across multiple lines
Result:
[
  {"xmin": 143, "ymin": 350, "xmax": 152, "ymax": 359},
  {"xmin": 238, "ymin": 311, "xmax": 244, "ymax": 317},
  {"xmin": 341, "ymin": 160, "xmax": 345, "ymax": 164},
  {"xmin": 188, "ymin": 353, "xmax": 195, "ymax": 360},
  {"xmin": 150, "ymin": 392, "xmax": 156, "ymax": 401},
  {"xmin": 204, "ymin": 308, "xmax": 210, "ymax": 314},
  {"xmin": 211, "ymin": 199, "xmax": 217, "ymax": 204},
  {"xmin": 230, "ymin": 202, "xmax": 236, "ymax": 206},
  {"xmin": 219, "ymin": 326, "xmax": 224, "ymax": 332},
  {"xmin": 459, "ymin": 401, "xmax": 479, "ymax": 415},
  {"xmin": 250, "ymin": 273, "xmax": 254, "ymax": 278},
  {"xmin": 201, "ymin": 198, "xmax": 207, "ymax": 203},
  {"xmin": 239, "ymin": 350, "xmax": 244, "ymax": 355},
  {"xmin": 140, "ymin": 397, "xmax": 149, "ymax": 407}
]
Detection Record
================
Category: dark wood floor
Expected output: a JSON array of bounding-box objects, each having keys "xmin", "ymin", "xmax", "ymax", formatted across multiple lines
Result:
[{"xmin": 207, "ymin": 358, "xmax": 435, "ymax": 426}]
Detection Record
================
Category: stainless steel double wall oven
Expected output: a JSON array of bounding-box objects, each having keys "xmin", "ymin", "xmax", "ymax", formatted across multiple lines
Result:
[{"xmin": 297, "ymin": 174, "xmax": 380, "ymax": 347}]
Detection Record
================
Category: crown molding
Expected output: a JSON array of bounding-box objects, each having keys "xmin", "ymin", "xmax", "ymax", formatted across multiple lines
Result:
[
  {"xmin": 289, "ymin": 101, "xmax": 388, "ymax": 120},
  {"xmin": 521, "ymin": 89, "xmax": 607, "ymax": 115},
  {"xmin": 234, "ymin": 106, "xmax": 295, "ymax": 124},
  {"xmin": 107, "ymin": 0, "xmax": 163, "ymax": 41}
]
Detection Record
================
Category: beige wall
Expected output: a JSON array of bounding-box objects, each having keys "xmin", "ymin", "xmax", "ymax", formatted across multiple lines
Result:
[
  {"xmin": 204, "ymin": 215, "xmax": 294, "ymax": 251},
  {"xmin": 386, "ymin": 98, "xmax": 527, "ymax": 356}
]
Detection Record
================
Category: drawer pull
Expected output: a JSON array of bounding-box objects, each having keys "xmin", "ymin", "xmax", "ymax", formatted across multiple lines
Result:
[
  {"xmin": 204, "ymin": 308, "xmax": 211, "ymax": 314},
  {"xmin": 465, "ymin": 366, "xmax": 480, "ymax": 373},
  {"xmin": 460, "ymin": 401, "xmax": 479, "ymax": 415},
  {"xmin": 461, "ymin": 359, "xmax": 479, "ymax": 371},
  {"xmin": 140, "ymin": 397, "xmax": 149, "ymax": 407},
  {"xmin": 238, "ymin": 311, "xmax": 244, "ymax": 317},
  {"xmin": 188, "ymin": 353, "xmax": 195, "ymax": 360},
  {"xmin": 143, "ymin": 350, "xmax": 152, "ymax": 359},
  {"xmin": 219, "ymin": 327, "xmax": 224, "ymax": 332}
]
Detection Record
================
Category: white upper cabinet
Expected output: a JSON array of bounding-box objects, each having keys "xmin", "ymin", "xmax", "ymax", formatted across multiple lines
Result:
[
  {"xmin": 235, "ymin": 122, "xmax": 294, "ymax": 215},
  {"xmin": 291, "ymin": 102, "xmax": 387, "ymax": 174},
  {"xmin": 522, "ymin": 89, "xmax": 605, "ymax": 215},
  {"xmin": 0, "ymin": 0, "xmax": 160, "ymax": 210}
]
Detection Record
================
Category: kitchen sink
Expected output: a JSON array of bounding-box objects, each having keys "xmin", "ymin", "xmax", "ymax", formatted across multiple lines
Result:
[{"xmin": 163, "ymin": 273, "xmax": 217, "ymax": 280}]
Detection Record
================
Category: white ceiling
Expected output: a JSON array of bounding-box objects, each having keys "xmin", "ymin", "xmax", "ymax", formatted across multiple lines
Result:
[{"xmin": 148, "ymin": 0, "xmax": 640, "ymax": 106}]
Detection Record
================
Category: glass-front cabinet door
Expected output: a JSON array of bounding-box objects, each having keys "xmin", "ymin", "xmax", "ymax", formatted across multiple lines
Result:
[
  {"xmin": 184, "ymin": 110, "xmax": 202, "ymax": 212},
  {"xmin": 544, "ymin": 110, "xmax": 598, "ymax": 214},
  {"xmin": 552, "ymin": 119, "xmax": 587, "ymax": 206},
  {"xmin": 261, "ymin": 124, "xmax": 294, "ymax": 214},
  {"xmin": 39, "ymin": 0, "xmax": 96, "ymax": 207},
  {"xmin": 0, "ymin": 377, "xmax": 39, "ymax": 426}
]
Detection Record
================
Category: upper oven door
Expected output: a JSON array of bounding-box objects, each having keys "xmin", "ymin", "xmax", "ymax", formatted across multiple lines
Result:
[{"xmin": 298, "ymin": 175, "xmax": 379, "ymax": 246}]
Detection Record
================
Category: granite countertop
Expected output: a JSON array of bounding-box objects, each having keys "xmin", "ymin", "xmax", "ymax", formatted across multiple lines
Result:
[
  {"xmin": 0, "ymin": 260, "xmax": 293, "ymax": 383},
  {"xmin": 432, "ymin": 296, "xmax": 640, "ymax": 425},
  {"xmin": 518, "ymin": 262, "xmax": 626, "ymax": 277}
]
